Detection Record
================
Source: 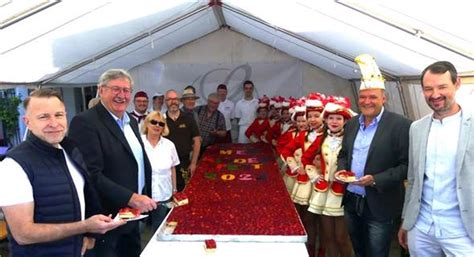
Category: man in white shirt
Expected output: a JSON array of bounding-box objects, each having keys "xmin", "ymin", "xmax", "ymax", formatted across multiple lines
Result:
[
  {"xmin": 234, "ymin": 80, "xmax": 259, "ymax": 143},
  {"xmin": 0, "ymin": 89, "xmax": 124, "ymax": 257},
  {"xmin": 398, "ymin": 61, "xmax": 474, "ymax": 256},
  {"xmin": 216, "ymin": 84, "xmax": 235, "ymax": 143}
]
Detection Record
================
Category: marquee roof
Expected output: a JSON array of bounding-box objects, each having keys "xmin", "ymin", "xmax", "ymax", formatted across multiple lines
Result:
[{"xmin": 0, "ymin": 0, "xmax": 472, "ymax": 87}]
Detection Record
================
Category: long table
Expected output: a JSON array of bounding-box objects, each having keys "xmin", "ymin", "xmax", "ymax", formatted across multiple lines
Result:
[{"xmin": 141, "ymin": 143, "xmax": 308, "ymax": 256}]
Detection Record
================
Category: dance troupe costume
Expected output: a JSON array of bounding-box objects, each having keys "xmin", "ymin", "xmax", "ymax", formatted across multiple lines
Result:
[
  {"xmin": 306, "ymin": 100, "xmax": 355, "ymax": 216},
  {"xmin": 279, "ymin": 101, "xmax": 293, "ymax": 135},
  {"xmin": 277, "ymin": 102, "xmax": 306, "ymax": 192},
  {"xmin": 245, "ymin": 98, "xmax": 271, "ymax": 143},
  {"xmin": 245, "ymin": 118, "xmax": 270, "ymax": 143},
  {"xmin": 267, "ymin": 97, "xmax": 284, "ymax": 146},
  {"xmin": 280, "ymin": 96, "xmax": 325, "ymax": 205}
]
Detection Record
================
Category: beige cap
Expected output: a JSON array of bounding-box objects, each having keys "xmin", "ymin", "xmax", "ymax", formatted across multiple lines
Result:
[
  {"xmin": 181, "ymin": 88, "xmax": 200, "ymax": 99},
  {"xmin": 355, "ymin": 54, "xmax": 385, "ymax": 91}
]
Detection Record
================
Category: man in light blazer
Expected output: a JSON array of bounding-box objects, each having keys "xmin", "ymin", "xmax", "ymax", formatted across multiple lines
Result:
[
  {"xmin": 69, "ymin": 69, "xmax": 157, "ymax": 257},
  {"xmin": 336, "ymin": 54, "xmax": 412, "ymax": 257},
  {"xmin": 398, "ymin": 61, "xmax": 474, "ymax": 256}
]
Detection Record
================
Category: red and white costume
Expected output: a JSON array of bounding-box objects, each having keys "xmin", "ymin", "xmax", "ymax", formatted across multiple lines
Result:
[
  {"xmin": 306, "ymin": 100, "xmax": 356, "ymax": 216},
  {"xmin": 245, "ymin": 118, "xmax": 270, "ymax": 143},
  {"xmin": 279, "ymin": 101, "xmax": 293, "ymax": 136},
  {"xmin": 280, "ymin": 128, "xmax": 324, "ymax": 205},
  {"xmin": 278, "ymin": 103, "xmax": 305, "ymax": 192},
  {"xmin": 278, "ymin": 128, "xmax": 302, "ymax": 192},
  {"xmin": 245, "ymin": 97, "xmax": 271, "ymax": 143},
  {"xmin": 280, "ymin": 96, "xmax": 325, "ymax": 205},
  {"xmin": 268, "ymin": 118, "xmax": 281, "ymax": 146}
]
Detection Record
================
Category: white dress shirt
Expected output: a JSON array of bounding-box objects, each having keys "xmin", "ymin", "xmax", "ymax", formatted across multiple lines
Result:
[
  {"xmin": 142, "ymin": 135, "xmax": 180, "ymax": 202},
  {"xmin": 234, "ymin": 98, "xmax": 258, "ymax": 143},
  {"xmin": 234, "ymin": 98, "xmax": 258, "ymax": 126},
  {"xmin": 415, "ymin": 111, "xmax": 468, "ymax": 239},
  {"xmin": 218, "ymin": 98, "xmax": 235, "ymax": 131},
  {"xmin": 107, "ymin": 109, "xmax": 145, "ymax": 194}
]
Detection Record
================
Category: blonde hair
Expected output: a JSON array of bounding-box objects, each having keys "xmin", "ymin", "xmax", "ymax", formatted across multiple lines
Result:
[
  {"xmin": 141, "ymin": 111, "xmax": 169, "ymax": 136},
  {"xmin": 87, "ymin": 97, "xmax": 100, "ymax": 109}
]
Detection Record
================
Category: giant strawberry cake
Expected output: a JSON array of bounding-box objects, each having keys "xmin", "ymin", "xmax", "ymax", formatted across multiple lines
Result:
[{"xmin": 159, "ymin": 143, "xmax": 306, "ymax": 242}]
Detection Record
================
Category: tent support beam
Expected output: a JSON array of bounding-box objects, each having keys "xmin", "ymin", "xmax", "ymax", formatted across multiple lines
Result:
[
  {"xmin": 209, "ymin": 0, "xmax": 227, "ymax": 28},
  {"xmin": 396, "ymin": 81, "xmax": 409, "ymax": 117},
  {"xmin": 222, "ymin": 3, "xmax": 398, "ymax": 81},
  {"xmin": 39, "ymin": 3, "xmax": 210, "ymax": 85},
  {"xmin": 336, "ymin": 1, "xmax": 473, "ymax": 61},
  {"xmin": 0, "ymin": 0, "xmax": 60, "ymax": 29}
]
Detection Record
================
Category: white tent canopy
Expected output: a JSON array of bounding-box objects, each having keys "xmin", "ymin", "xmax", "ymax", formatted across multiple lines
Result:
[{"xmin": 1, "ymin": 0, "xmax": 472, "ymax": 87}]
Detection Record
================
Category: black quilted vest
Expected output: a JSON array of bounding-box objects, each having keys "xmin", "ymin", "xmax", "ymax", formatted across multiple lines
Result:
[{"xmin": 6, "ymin": 134, "xmax": 86, "ymax": 257}]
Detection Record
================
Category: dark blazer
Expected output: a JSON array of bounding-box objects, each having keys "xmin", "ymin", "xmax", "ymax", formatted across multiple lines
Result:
[
  {"xmin": 68, "ymin": 102, "xmax": 152, "ymax": 215},
  {"xmin": 337, "ymin": 110, "xmax": 411, "ymax": 219}
]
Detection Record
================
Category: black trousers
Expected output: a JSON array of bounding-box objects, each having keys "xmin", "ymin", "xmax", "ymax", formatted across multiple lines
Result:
[
  {"xmin": 93, "ymin": 221, "xmax": 141, "ymax": 257},
  {"xmin": 176, "ymin": 154, "xmax": 190, "ymax": 192}
]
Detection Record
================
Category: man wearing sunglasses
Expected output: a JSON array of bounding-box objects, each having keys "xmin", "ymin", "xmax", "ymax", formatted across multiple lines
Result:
[{"xmin": 69, "ymin": 69, "xmax": 157, "ymax": 257}]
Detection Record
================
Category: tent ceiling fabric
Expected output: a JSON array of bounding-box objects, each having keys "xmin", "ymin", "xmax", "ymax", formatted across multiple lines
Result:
[
  {"xmin": 0, "ymin": 0, "xmax": 472, "ymax": 86},
  {"xmin": 0, "ymin": 0, "xmax": 212, "ymax": 85},
  {"xmin": 337, "ymin": 0, "xmax": 473, "ymax": 59},
  {"xmin": 224, "ymin": 0, "xmax": 473, "ymax": 78}
]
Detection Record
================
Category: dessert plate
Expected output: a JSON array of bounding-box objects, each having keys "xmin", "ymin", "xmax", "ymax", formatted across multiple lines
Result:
[
  {"xmin": 114, "ymin": 207, "xmax": 148, "ymax": 222},
  {"xmin": 114, "ymin": 213, "xmax": 148, "ymax": 222},
  {"xmin": 335, "ymin": 170, "xmax": 358, "ymax": 183}
]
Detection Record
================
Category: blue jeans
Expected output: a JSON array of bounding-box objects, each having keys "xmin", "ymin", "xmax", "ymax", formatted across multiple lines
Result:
[{"xmin": 344, "ymin": 192, "xmax": 395, "ymax": 257}]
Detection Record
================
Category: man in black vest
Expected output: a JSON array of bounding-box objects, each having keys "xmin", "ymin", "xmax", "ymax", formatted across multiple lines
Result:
[
  {"xmin": 0, "ymin": 89, "xmax": 124, "ymax": 257},
  {"xmin": 69, "ymin": 69, "xmax": 157, "ymax": 257}
]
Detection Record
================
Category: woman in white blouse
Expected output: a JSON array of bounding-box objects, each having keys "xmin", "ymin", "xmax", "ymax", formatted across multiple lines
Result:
[{"xmin": 141, "ymin": 111, "xmax": 180, "ymax": 232}]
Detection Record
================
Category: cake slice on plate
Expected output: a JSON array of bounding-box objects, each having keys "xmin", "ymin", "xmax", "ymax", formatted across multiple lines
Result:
[
  {"xmin": 118, "ymin": 207, "xmax": 140, "ymax": 220},
  {"xmin": 335, "ymin": 170, "xmax": 357, "ymax": 183}
]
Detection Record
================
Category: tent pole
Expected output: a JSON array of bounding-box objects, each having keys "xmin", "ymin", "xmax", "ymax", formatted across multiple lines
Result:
[
  {"xmin": 209, "ymin": 0, "xmax": 226, "ymax": 27},
  {"xmin": 396, "ymin": 81, "xmax": 409, "ymax": 117}
]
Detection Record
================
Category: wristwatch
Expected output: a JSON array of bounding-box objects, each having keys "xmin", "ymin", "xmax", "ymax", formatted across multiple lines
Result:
[{"xmin": 371, "ymin": 180, "xmax": 376, "ymax": 187}]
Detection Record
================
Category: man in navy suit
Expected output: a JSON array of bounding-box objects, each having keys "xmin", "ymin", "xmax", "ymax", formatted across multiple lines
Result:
[
  {"xmin": 336, "ymin": 55, "xmax": 411, "ymax": 257},
  {"xmin": 69, "ymin": 69, "xmax": 157, "ymax": 257}
]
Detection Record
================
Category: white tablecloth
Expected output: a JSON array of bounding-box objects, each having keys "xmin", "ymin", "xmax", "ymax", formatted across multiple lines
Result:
[
  {"xmin": 141, "ymin": 235, "xmax": 308, "ymax": 257},
  {"xmin": 141, "ymin": 211, "xmax": 308, "ymax": 257}
]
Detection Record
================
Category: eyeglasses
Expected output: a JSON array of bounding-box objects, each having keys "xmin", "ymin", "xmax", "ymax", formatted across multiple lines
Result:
[
  {"xmin": 103, "ymin": 85, "xmax": 133, "ymax": 95},
  {"xmin": 150, "ymin": 120, "xmax": 165, "ymax": 127}
]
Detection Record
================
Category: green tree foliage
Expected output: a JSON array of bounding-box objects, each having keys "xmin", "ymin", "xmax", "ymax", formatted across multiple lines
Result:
[{"xmin": 0, "ymin": 96, "xmax": 21, "ymax": 146}]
